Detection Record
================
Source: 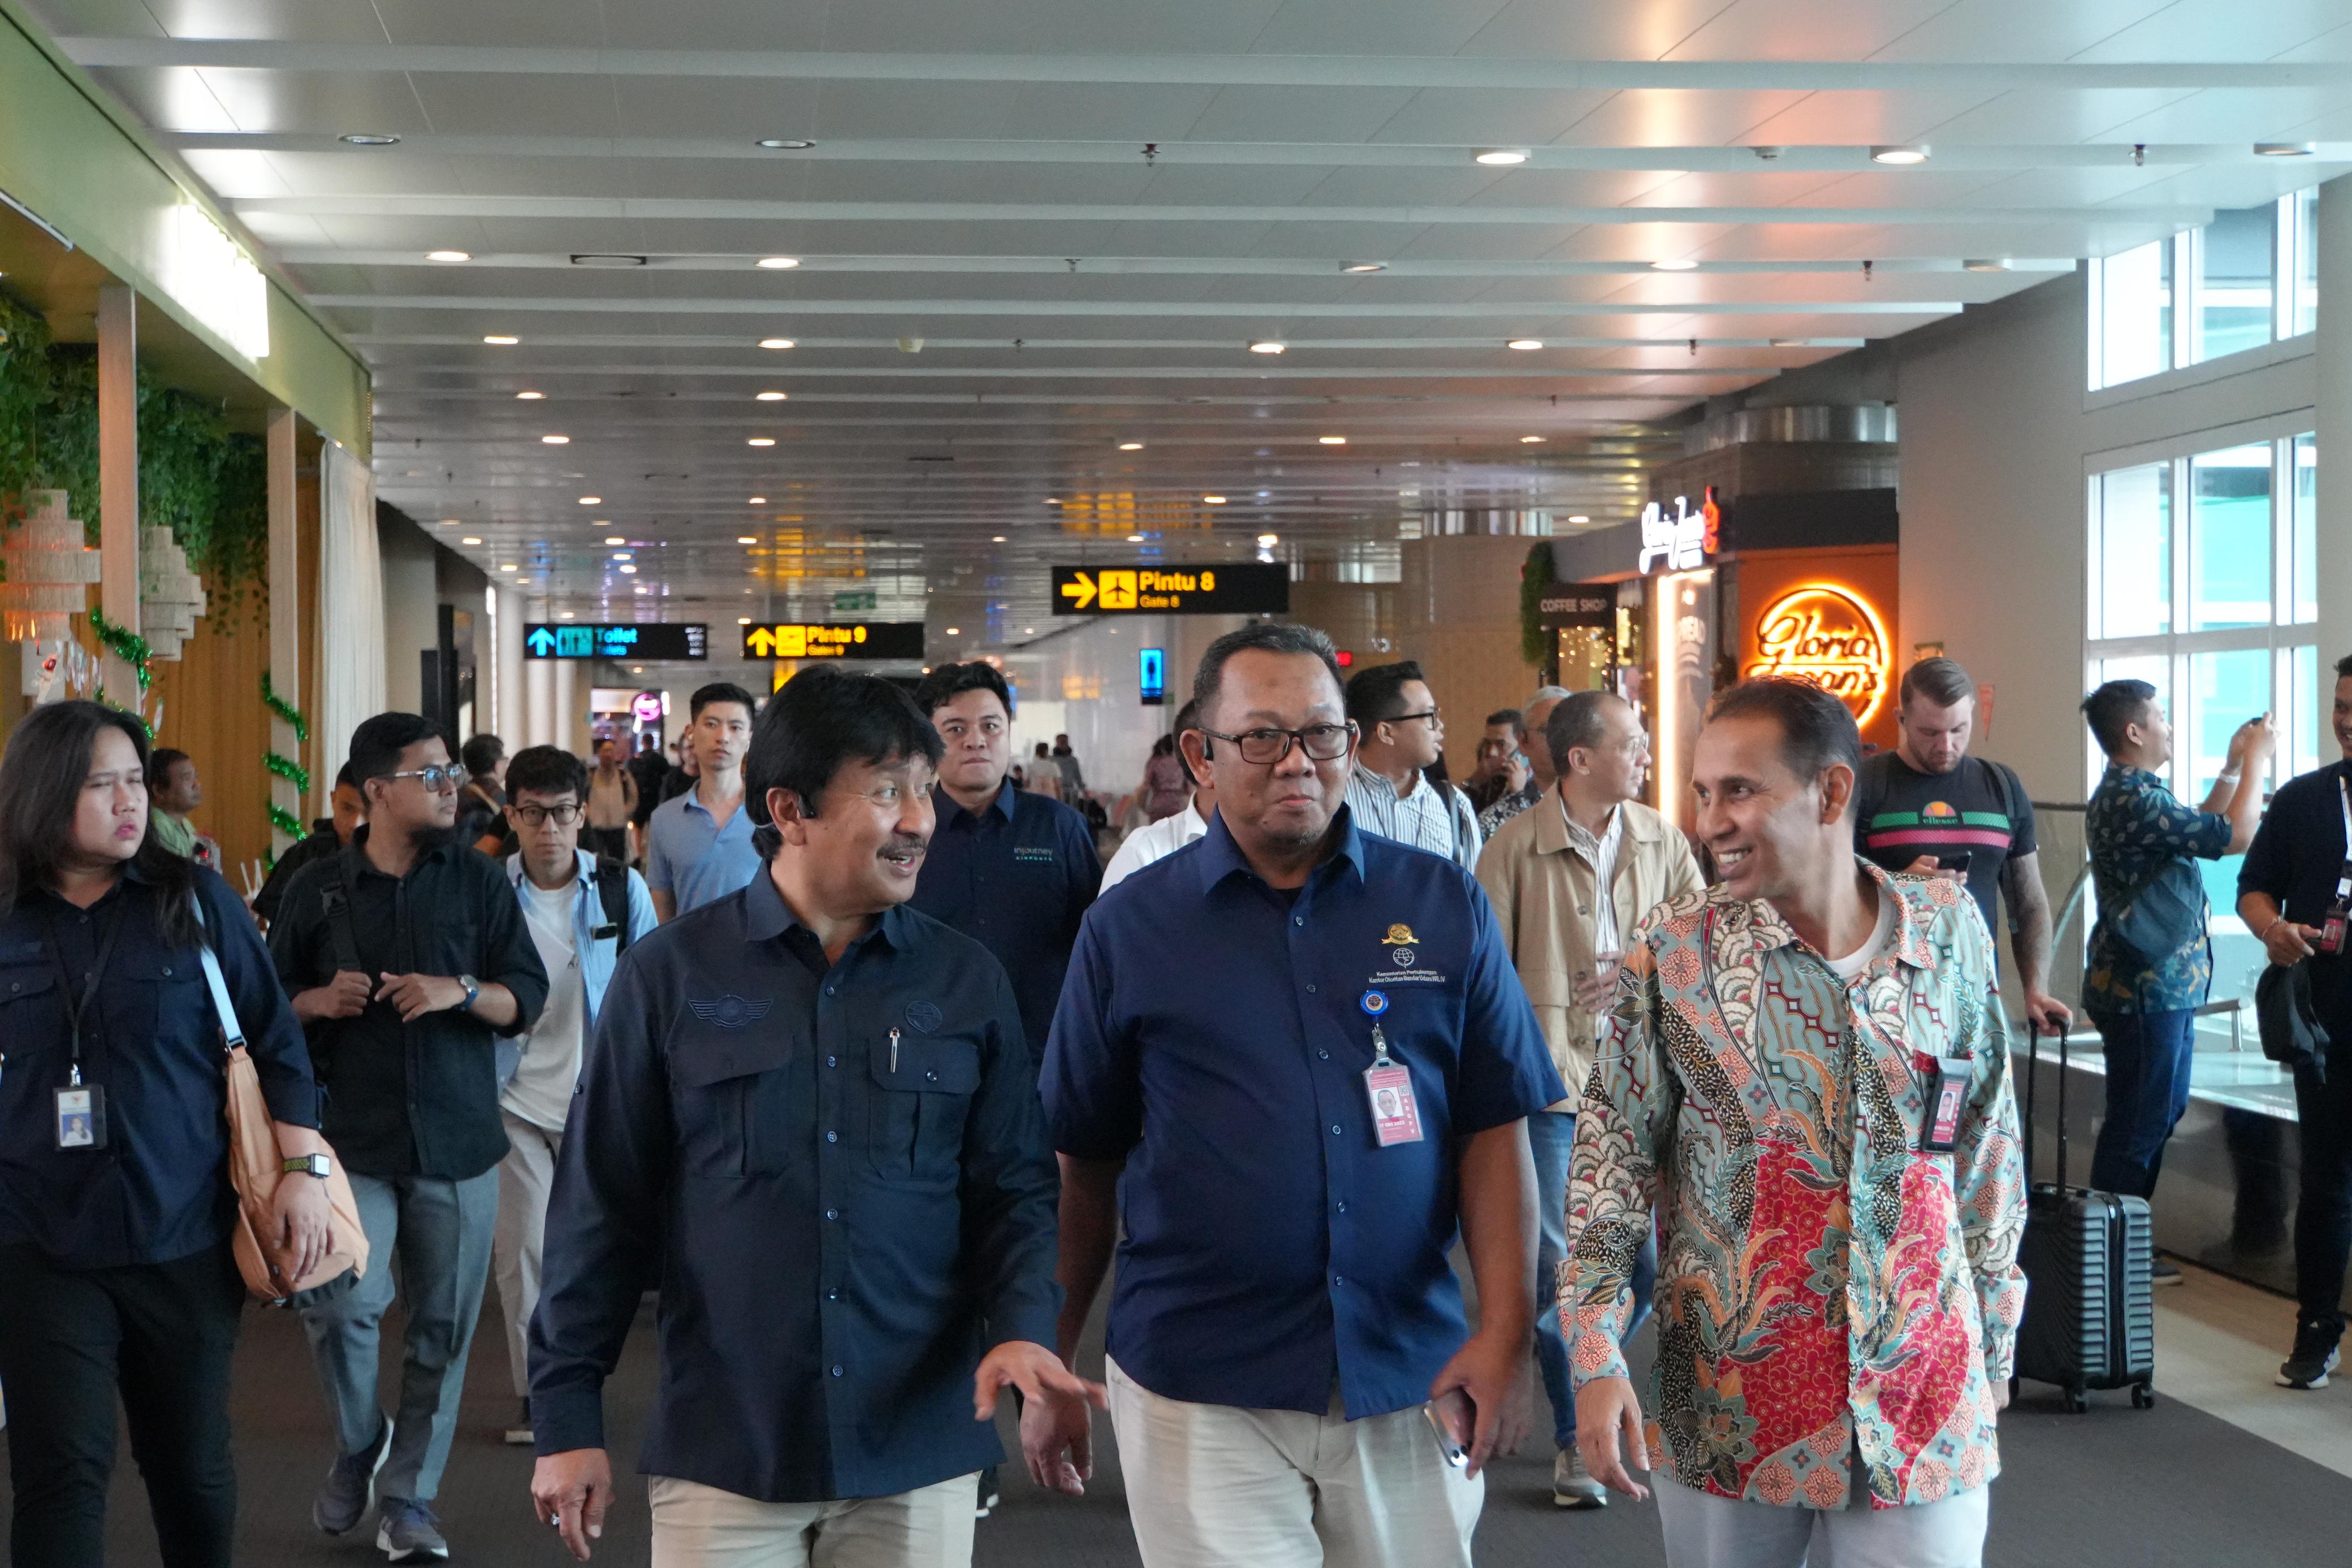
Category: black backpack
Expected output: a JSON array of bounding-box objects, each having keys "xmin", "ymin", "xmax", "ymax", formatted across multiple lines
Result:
[{"xmin": 589, "ymin": 857, "xmax": 635, "ymax": 953}]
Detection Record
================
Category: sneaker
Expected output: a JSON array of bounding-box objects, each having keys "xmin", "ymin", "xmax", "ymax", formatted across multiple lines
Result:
[
  {"xmin": 376, "ymin": 1498, "xmax": 449, "ymax": 1562},
  {"xmin": 2278, "ymin": 1318, "xmax": 2343, "ymax": 1390},
  {"xmin": 503, "ymin": 1398, "xmax": 534, "ymax": 1446},
  {"xmin": 2150, "ymin": 1259, "xmax": 2184, "ymax": 1287},
  {"xmin": 313, "ymin": 1414, "xmax": 394, "ymax": 1535},
  {"xmin": 975, "ymin": 1464, "xmax": 1001, "ymax": 1519},
  {"xmin": 1553, "ymin": 1448, "xmax": 1607, "ymax": 1509}
]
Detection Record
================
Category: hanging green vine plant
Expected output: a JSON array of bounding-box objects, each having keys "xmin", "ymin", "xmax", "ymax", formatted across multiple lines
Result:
[
  {"xmin": 1518, "ymin": 538, "xmax": 1558, "ymax": 668},
  {"xmin": 0, "ymin": 288, "xmax": 57, "ymax": 531}
]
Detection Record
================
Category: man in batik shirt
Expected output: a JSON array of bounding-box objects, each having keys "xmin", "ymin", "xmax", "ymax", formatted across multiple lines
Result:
[{"xmin": 1564, "ymin": 678, "xmax": 2026, "ymax": 1568}]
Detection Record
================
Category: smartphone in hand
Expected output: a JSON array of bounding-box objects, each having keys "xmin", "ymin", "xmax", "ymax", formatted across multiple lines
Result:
[{"xmin": 1424, "ymin": 1388, "xmax": 1474, "ymax": 1467}]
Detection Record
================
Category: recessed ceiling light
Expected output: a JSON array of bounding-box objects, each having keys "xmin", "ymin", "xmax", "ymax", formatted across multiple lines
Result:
[
  {"xmin": 1203, "ymin": 494, "xmax": 1227, "ymax": 504},
  {"xmin": 1318, "ymin": 435, "xmax": 1347, "ymax": 445},
  {"xmin": 498, "ymin": 562, "xmax": 517, "ymax": 571},
  {"xmin": 755, "ymin": 391, "xmax": 787, "ymax": 401},
  {"xmin": 737, "ymin": 535, "xmax": 758, "ymax": 544},
  {"xmin": 748, "ymin": 437, "xmax": 776, "ymax": 447},
  {"xmin": 758, "ymin": 337, "xmax": 795, "ymax": 349},
  {"xmin": 578, "ymin": 495, "xmax": 600, "ymax": 504},
  {"xmin": 748, "ymin": 495, "xmax": 767, "ymax": 503},
  {"xmin": 1650, "ymin": 258, "xmax": 1699, "ymax": 271},
  {"xmin": 946, "ymin": 626, "xmax": 961, "ymax": 635},
  {"xmin": 1342, "ymin": 261, "xmax": 1386, "ymax": 273},
  {"xmin": 738, "ymin": 616, "xmax": 754, "ymax": 624},
  {"xmin": 1117, "ymin": 441, "xmax": 1143, "ymax": 451},
  {"xmin": 619, "ymin": 564, "xmax": 638, "ymax": 574},
  {"xmin": 992, "ymin": 534, "xmax": 1007, "ymax": 542},
  {"xmin": 1870, "ymin": 144, "xmax": 1930, "ymax": 165},
  {"xmin": 541, "ymin": 434, "xmax": 569, "ymax": 444},
  {"xmin": 1045, "ymin": 497, "xmax": 1061, "ymax": 505},
  {"xmin": 483, "ymin": 335, "xmax": 520, "ymax": 345},
  {"xmin": 604, "ymin": 535, "xmax": 625, "ymax": 544},
  {"xmin": 1961, "ymin": 258, "xmax": 2011, "ymax": 273},
  {"xmin": 461, "ymin": 536, "xmax": 482, "ymax": 545},
  {"xmin": 2255, "ymin": 141, "xmax": 2316, "ymax": 157},
  {"xmin": 559, "ymin": 610, "xmax": 576, "ymax": 619},
  {"xmin": 756, "ymin": 138, "xmax": 816, "ymax": 150},
  {"xmin": 425, "ymin": 249, "xmax": 470, "ymax": 262},
  {"xmin": 1126, "ymin": 534, "xmax": 1145, "ymax": 543},
  {"xmin": 1520, "ymin": 435, "xmax": 1545, "ymax": 443},
  {"xmin": 1024, "ymin": 627, "xmax": 1035, "ymax": 635},
  {"xmin": 339, "ymin": 133, "xmax": 400, "ymax": 146},
  {"xmin": 438, "ymin": 517, "xmax": 460, "ymax": 525},
  {"xmin": 1257, "ymin": 533, "xmax": 1279, "ymax": 546},
  {"xmin": 1473, "ymin": 149, "xmax": 1530, "ymax": 166},
  {"xmin": 755, "ymin": 256, "xmax": 801, "ymax": 270},
  {"xmin": 514, "ymin": 389, "xmax": 543, "ymax": 400},
  {"xmin": 1507, "ymin": 338, "xmax": 1543, "ymax": 350},
  {"xmin": 1567, "ymin": 514, "xmax": 1590, "ymax": 523},
  {"xmin": 611, "ymin": 550, "xmax": 633, "ymax": 560},
  {"xmin": 1249, "ymin": 341, "xmax": 1286, "ymax": 355}
]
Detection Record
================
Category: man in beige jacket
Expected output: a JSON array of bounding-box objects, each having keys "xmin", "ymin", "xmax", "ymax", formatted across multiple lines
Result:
[{"xmin": 1476, "ymin": 690, "xmax": 1702, "ymax": 1509}]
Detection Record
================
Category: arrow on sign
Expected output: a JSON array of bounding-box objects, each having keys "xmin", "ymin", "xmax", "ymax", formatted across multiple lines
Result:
[
  {"xmin": 746, "ymin": 627, "xmax": 779, "ymax": 657},
  {"xmin": 1060, "ymin": 571, "xmax": 1097, "ymax": 610},
  {"xmin": 526, "ymin": 626, "xmax": 556, "ymax": 656}
]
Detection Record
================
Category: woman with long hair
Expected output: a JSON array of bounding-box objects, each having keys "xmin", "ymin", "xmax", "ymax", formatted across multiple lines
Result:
[{"xmin": 0, "ymin": 701, "xmax": 330, "ymax": 1567}]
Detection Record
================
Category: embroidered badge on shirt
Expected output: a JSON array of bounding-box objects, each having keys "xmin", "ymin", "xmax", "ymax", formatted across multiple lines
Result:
[
  {"xmin": 688, "ymin": 994, "xmax": 772, "ymax": 1029},
  {"xmin": 905, "ymin": 999, "xmax": 944, "ymax": 1033},
  {"xmin": 1012, "ymin": 846, "xmax": 1058, "ymax": 863}
]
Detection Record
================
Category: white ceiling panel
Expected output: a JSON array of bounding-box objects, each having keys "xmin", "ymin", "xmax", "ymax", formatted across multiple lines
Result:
[
  {"xmin": 1357, "ymin": 88, "xmax": 1622, "ymax": 146},
  {"xmin": 1738, "ymin": 90, "xmax": 2004, "ymax": 146},
  {"xmin": 1247, "ymin": 0, "xmax": 1514, "ymax": 57},
  {"xmin": 1457, "ymin": 0, "xmax": 1771, "ymax": 62},
  {"xmin": 1552, "ymin": 89, "xmax": 1815, "ymax": 148},
  {"xmin": 1909, "ymin": 87, "xmax": 2205, "ymax": 145},
  {"xmin": 135, "ymin": 0, "xmax": 384, "ymax": 43},
  {"xmin": 2069, "ymin": 1, "xmax": 2352, "ymax": 65},
  {"xmin": 1861, "ymin": 0, "xmax": 2174, "ymax": 64},
  {"xmin": 1666, "ymin": 0, "xmax": 1961, "ymax": 62}
]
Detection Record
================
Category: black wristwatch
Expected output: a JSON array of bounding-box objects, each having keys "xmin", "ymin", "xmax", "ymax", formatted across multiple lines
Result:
[{"xmin": 283, "ymin": 1153, "xmax": 332, "ymax": 1180}]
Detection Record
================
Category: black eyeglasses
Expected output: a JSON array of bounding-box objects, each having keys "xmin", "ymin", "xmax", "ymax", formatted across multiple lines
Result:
[
  {"xmin": 1383, "ymin": 709, "xmax": 1441, "ymax": 729},
  {"xmin": 384, "ymin": 765, "xmax": 468, "ymax": 793},
  {"xmin": 1200, "ymin": 722, "xmax": 1356, "ymax": 766},
  {"xmin": 513, "ymin": 803, "xmax": 582, "ymax": 828}
]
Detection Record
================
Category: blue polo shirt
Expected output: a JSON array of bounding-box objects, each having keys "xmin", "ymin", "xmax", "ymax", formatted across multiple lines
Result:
[
  {"xmin": 909, "ymin": 781, "xmax": 1101, "ymax": 1049},
  {"xmin": 1043, "ymin": 808, "xmax": 1563, "ymax": 1420},
  {"xmin": 645, "ymin": 785, "xmax": 763, "ymax": 917}
]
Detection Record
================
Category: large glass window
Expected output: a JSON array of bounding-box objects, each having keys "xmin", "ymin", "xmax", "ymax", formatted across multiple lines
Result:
[
  {"xmin": 2090, "ymin": 462, "xmax": 2170, "ymax": 639},
  {"xmin": 2293, "ymin": 432, "xmax": 2318, "ymax": 623},
  {"xmin": 2090, "ymin": 190, "xmax": 2318, "ymax": 389},
  {"xmin": 2188, "ymin": 649, "xmax": 2272, "ymax": 795},
  {"xmin": 2187, "ymin": 444, "xmax": 2271, "ymax": 630}
]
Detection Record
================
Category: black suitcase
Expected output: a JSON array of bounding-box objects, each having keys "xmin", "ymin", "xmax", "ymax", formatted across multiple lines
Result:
[{"xmin": 2013, "ymin": 1021, "xmax": 2158, "ymax": 1411}]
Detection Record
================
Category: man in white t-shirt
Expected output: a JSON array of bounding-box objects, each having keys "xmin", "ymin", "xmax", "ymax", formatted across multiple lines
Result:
[{"xmin": 496, "ymin": 746, "xmax": 659, "ymax": 1445}]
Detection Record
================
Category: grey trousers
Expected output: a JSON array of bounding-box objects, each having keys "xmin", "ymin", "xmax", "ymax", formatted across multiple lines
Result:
[
  {"xmin": 1654, "ymin": 1477, "xmax": 1988, "ymax": 1568},
  {"xmin": 300, "ymin": 1168, "xmax": 499, "ymax": 1504}
]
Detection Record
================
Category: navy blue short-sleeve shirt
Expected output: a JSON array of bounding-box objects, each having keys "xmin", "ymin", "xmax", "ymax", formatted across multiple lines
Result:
[{"xmin": 1042, "ymin": 808, "xmax": 1563, "ymax": 1420}]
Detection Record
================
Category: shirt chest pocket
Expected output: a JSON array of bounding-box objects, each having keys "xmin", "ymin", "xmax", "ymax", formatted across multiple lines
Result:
[
  {"xmin": 867, "ymin": 1036, "xmax": 981, "ymax": 1185},
  {"xmin": 0, "ymin": 965, "xmax": 62, "ymax": 1104},
  {"xmin": 670, "ymin": 1027, "xmax": 798, "ymax": 1177}
]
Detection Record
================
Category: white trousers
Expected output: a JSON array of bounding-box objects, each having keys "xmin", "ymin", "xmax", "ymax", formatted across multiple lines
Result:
[
  {"xmin": 492, "ymin": 1110, "xmax": 561, "ymax": 1400},
  {"xmin": 647, "ymin": 1472, "xmax": 978, "ymax": 1568},
  {"xmin": 1106, "ymin": 1357, "xmax": 1481, "ymax": 1568},
  {"xmin": 1654, "ymin": 1476, "xmax": 1989, "ymax": 1568}
]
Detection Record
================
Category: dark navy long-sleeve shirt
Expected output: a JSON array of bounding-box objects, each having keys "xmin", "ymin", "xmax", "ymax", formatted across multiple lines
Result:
[
  {"xmin": 908, "ymin": 781, "xmax": 1100, "ymax": 1050},
  {"xmin": 529, "ymin": 866, "xmax": 1062, "ymax": 1503},
  {"xmin": 1043, "ymin": 809, "xmax": 1564, "ymax": 1420},
  {"xmin": 0, "ymin": 864, "xmax": 319, "ymax": 1269}
]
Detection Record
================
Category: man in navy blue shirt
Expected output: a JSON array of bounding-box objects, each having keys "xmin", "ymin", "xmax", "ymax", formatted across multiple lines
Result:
[
  {"xmin": 909, "ymin": 662, "xmax": 1101, "ymax": 1056},
  {"xmin": 1027, "ymin": 622, "xmax": 1562, "ymax": 1568},
  {"xmin": 528, "ymin": 668, "xmax": 1100, "ymax": 1566}
]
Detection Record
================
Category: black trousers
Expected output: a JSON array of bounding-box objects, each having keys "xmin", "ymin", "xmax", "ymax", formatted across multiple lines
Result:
[
  {"xmin": 582, "ymin": 825, "xmax": 631, "ymax": 864},
  {"xmin": 0, "ymin": 1239, "xmax": 247, "ymax": 1567},
  {"xmin": 2296, "ymin": 1060, "xmax": 2352, "ymax": 1329}
]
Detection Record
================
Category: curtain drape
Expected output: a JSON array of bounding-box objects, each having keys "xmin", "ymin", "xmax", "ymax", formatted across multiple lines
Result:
[{"xmin": 315, "ymin": 442, "xmax": 384, "ymax": 795}]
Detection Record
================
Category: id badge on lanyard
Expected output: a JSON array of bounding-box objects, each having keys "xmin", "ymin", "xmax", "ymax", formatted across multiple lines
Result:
[
  {"xmin": 1359, "ymin": 990, "xmax": 1424, "ymax": 1146},
  {"xmin": 2321, "ymin": 780, "xmax": 2352, "ymax": 956},
  {"xmin": 45, "ymin": 907, "xmax": 123, "ymax": 1151}
]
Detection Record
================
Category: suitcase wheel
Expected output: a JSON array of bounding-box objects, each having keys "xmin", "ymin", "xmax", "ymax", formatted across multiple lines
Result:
[
  {"xmin": 2065, "ymin": 1390, "xmax": 2089, "ymax": 1414},
  {"xmin": 2132, "ymin": 1383, "xmax": 2156, "ymax": 1410}
]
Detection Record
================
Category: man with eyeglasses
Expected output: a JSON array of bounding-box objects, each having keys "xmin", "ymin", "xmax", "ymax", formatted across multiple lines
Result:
[
  {"xmin": 491, "ymin": 746, "xmax": 659, "ymax": 1447},
  {"xmin": 1343, "ymin": 659, "xmax": 1483, "ymax": 870},
  {"xmin": 1028, "ymin": 622, "xmax": 1563, "ymax": 1568},
  {"xmin": 269, "ymin": 712, "xmax": 550, "ymax": 1562}
]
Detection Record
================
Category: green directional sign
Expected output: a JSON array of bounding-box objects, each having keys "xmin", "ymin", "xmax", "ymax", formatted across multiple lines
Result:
[{"xmin": 832, "ymin": 590, "xmax": 877, "ymax": 613}]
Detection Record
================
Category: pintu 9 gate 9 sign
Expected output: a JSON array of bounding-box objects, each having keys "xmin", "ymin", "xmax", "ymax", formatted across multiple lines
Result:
[{"xmin": 1741, "ymin": 583, "xmax": 1892, "ymax": 728}]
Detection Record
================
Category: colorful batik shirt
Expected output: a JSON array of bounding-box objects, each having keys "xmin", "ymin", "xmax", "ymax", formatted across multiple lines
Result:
[
  {"xmin": 2082, "ymin": 764, "xmax": 2232, "ymax": 1015},
  {"xmin": 1562, "ymin": 861, "xmax": 2026, "ymax": 1511}
]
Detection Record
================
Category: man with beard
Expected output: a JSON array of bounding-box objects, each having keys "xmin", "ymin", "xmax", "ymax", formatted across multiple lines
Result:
[
  {"xmin": 270, "ymin": 712, "xmax": 550, "ymax": 1561},
  {"xmin": 1566, "ymin": 678, "xmax": 2026, "ymax": 1568}
]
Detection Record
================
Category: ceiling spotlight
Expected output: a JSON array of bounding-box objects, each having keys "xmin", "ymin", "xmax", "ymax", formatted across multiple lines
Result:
[
  {"xmin": 461, "ymin": 536, "xmax": 482, "ymax": 545},
  {"xmin": 755, "ymin": 391, "xmax": 787, "ymax": 402},
  {"xmin": 1650, "ymin": 258, "xmax": 1699, "ymax": 272},
  {"xmin": 1520, "ymin": 435, "xmax": 1545, "ymax": 443},
  {"xmin": 748, "ymin": 495, "xmax": 767, "ymax": 503},
  {"xmin": 756, "ymin": 138, "xmax": 816, "ymax": 150},
  {"xmin": 1125, "ymin": 534, "xmax": 1145, "ymax": 543},
  {"xmin": 1507, "ymin": 338, "xmax": 1544, "ymax": 351},
  {"xmin": 755, "ymin": 256, "xmax": 801, "ymax": 270},
  {"xmin": 1752, "ymin": 146, "xmax": 1783, "ymax": 161},
  {"xmin": 578, "ymin": 495, "xmax": 600, "ymax": 504},
  {"xmin": 514, "ymin": 390, "xmax": 544, "ymax": 400},
  {"xmin": 1118, "ymin": 441, "xmax": 1144, "ymax": 451},
  {"xmin": 758, "ymin": 337, "xmax": 796, "ymax": 349},
  {"xmin": 1473, "ymin": 149, "xmax": 1530, "ymax": 166},
  {"xmin": 483, "ymin": 335, "xmax": 520, "ymax": 345},
  {"xmin": 559, "ymin": 610, "xmax": 577, "ymax": 619},
  {"xmin": 2255, "ymin": 141, "xmax": 2316, "ymax": 157},
  {"xmin": 339, "ymin": 133, "xmax": 400, "ymax": 146},
  {"xmin": 425, "ymin": 249, "xmax": 471, "ymax": 262},
  {"xmin": 618, "ymin": 564, "xmax": 638, "ymax": 574},
  {"xmin": 438, "ymin": 517, "xmax": 460, "ymax": 525},
  {"xmin": 737, "ymin": 535, "xmax": 758, "ymax": 544},
  {"xmin": 946, "ymin": 626, "xmax": 961, "ymax": 635},
  {"xmin": 1203, "ymin": 494, "xmax": 1227, "ymax": 504},
  {"xmin": 498, "ymin": 562, "xmax": 518, "ymax": 571},
  {"xmin": 1318, "ymin": 435, "xmax": 1347, "ymax": 445},
  {"xmin": 541, "ymin": 434, "xmax": 570, "ymax": 445},
  {"xmin": 1342, "ymin": 261, "xmax": 1387, "ymax": 273},
  {"xmin": 604, "ymin": 535, "xmax": 625, "ymax": 544},
  {"xmin": 748, "ymin": 437, "xmax": 776, "ymax": 447},
  {"xmin": 1024, "ymin": 627, "xmax": 1035, "ymax": 635},
  {"xmin": 1249, "ymin": 341, "xmax": 1286, "ymax": 354},
  {"xmin": 1567, "ymin": 514, "xmax": 1590, "ymax": 523},
  {"xmin": 738, "ymin": 616, "xmax": 754, "ymax": 624},
  {"xmin": 1961, "ymin": 258, "xmax": 2011, "ymax": 273},
  {"xmin": 1870, "ymin": 144, "xmax": 1930, "ymax": 164},
  {"xmin": 1045, "ymin": 497, "xmax": 1061, "ymax": 505},
  {"xmin": 992, "ymin": 534, "xmax": 1008, "ymax": 542},
  {"xmin": 610, "ymin": 551, "xmax": 633, "ymax": 560},
  {"xmin": 1257, "ymin": 533, "xmax": 1279, "ymax": 546}
]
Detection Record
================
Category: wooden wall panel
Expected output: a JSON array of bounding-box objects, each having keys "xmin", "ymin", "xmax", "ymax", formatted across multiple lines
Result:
[{"xmin": 148, "ymin": 595, "xmax": 271, "ymax": 885}]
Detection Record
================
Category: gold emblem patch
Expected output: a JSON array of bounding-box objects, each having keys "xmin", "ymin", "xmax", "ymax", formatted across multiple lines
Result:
[{"xmin": 1384, "ymin": 923, "xmax": 1419, "ymax": 946}]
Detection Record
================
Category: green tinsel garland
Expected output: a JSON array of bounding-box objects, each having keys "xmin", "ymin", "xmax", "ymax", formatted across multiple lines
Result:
[
  {"xmin": 262, "ymin": 670, "xmax": 310, "ymax": 742},
  {"xmin": 86, "ymin": 607, "xmax": 153, "ymax": 692},
  {"xmin": 261, "ymin": 672, "xmax": 313, "ymax": 856},
  {"xmin": 267, "ymin": 803, "xmax": 303, "ymax": 839},
  {"xmin": 264, "ymin": 750, "xmax": 311, "ymax": 797}
]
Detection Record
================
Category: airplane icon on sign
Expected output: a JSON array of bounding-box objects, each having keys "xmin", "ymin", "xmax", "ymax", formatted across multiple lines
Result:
[{"xmin": 1061, "ymin": 570, "xmax": 1137, "ymax": 610}]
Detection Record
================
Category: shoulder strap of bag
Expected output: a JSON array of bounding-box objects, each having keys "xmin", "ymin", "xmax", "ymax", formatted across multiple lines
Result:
[
  {"xmin": 189, "ymin": 895, "xmax": 246, "ymax": 1050},
  {"xmin": 594, "ymin": 858, "xmax": 632, "ymax": 953},
  {"xmin": 315, "ymin": 857, "xmax": 365, "ymax": 974}
]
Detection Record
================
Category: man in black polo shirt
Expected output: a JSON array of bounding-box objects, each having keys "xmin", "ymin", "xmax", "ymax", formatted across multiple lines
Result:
[
  {"xmin": 1853, "ymin": 656, "xmax": 2071, "ymax": 1037},
  {"xmin": 528, "ymin": 668, "xmax": 1096, "ymax": 1566},
  {"xmin": 270, "ymin": 713, "xmax": 549, "ymax": 1562},
  {"xmin": 2241, "ymin": 652, "xmax": 2352, "ymax": 1391}
]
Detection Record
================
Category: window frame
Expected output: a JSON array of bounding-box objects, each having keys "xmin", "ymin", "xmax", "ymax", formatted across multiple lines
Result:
[{"xmin": 2087, "ymin": 189, "xmax": 2318, "ymax": 395}]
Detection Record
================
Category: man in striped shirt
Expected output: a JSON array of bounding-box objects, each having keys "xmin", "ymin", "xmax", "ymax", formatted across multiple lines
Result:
[{"xmin": 1342, "ymin": 660, "xmax": 1482, "ymax": 870}]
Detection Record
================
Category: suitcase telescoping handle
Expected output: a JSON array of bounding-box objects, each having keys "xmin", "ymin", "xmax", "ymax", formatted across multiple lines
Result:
[{"xmin": 2023, "ymin": 1013, "xmax": 2070, "ymax": 1192}]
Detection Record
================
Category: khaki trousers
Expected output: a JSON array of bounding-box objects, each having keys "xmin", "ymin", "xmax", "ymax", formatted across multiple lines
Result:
[
  {"xmin": 1106, "ymin": 1358, "xmax": 1481, "ymax": 1568},
  {"xmin": 647, "ymin": 1472, "xmax": 979, "ymax": 1568},
  {"xmin": 492, "ymin": 1110, "xmax": 561, "ymax": 1399}
]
